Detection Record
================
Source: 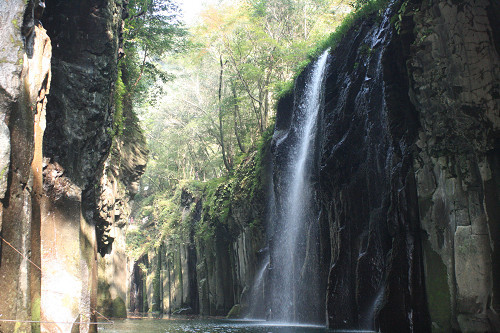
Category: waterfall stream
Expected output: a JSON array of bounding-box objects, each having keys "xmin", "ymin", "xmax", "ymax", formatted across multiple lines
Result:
[{"xmin": 269, "ymin": 49, "xmax": 330, "ymax": 323}]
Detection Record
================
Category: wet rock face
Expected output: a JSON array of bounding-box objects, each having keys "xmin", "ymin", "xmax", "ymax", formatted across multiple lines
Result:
[
  {"xmin": 410, "ymin": 0, "xmax": 500, "ymax": 331},
  {"xmin": 314, "ymin": 7, "xmax": 428, "ymax": 331}
]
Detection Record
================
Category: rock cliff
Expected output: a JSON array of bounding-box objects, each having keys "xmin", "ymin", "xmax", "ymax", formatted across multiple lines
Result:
[
  {"xmin": 0, "ymin": 1, "xmax": 52, "ymax": 330},
  {"xmin": 97, "ymin": 108, "xmax": 148, "ymax": 318},
  {"xmin": 0, "ymin": 0, "xmax": 144, "ymax": 331},
  {"xmin": 271, "ymin": 0, "xmax": 499, "ymax": 331},
  {"xmin": 410, "ymin": 0, "xmax": 500, "ymax": 330}
]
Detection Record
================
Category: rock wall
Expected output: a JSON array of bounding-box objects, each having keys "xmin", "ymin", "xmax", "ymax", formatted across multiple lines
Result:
[
  {"xmin": 0, "ymin": 0, "xmax": 135, "ymax": 331},
  {"xmin": 128, "ymin": 2, "xmax": 498, "ymax": 330},
  {"xmin": 269, "ymin": 0, "xmax": 499, "ymax": 331},
  {"xmin": 97, "ymin": 110, "xmax": 148, "ymax": 318},
  {"xmin": 0, "ymin": 0, "xmax": 52, "ymax": 329},
  {"xmin": 271, "ymin": 4, "xmax": 429, "ymax": 329},
  {"xmin": 409, "ymin": 0, "xmax": 500, "ymax": 331}
]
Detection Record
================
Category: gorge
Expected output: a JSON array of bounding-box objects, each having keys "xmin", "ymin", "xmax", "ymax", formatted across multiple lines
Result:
[{"xmin": 0, "ymin": 0, "xmax": 499, "ymax": 332}]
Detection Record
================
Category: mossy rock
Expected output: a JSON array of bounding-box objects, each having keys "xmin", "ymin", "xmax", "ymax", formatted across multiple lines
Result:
[
  {"xmin": 226, "ymin": 304, "xmax": 241, "ymax": 319},
  {"xmin": 112, "ymin": 297, "xmax": 127, "ymax": 318}
]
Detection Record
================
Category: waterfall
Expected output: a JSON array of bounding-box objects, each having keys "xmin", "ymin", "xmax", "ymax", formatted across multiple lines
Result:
[
  {"xmin": 245, "ymin": 255, "xmax": 270, "ymax": 319},
  {"xmin": 269, "ymin": 49, "xmax": 329, "ymax": 323}
]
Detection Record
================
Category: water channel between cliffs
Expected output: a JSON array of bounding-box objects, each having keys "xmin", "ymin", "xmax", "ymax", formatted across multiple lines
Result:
[{"xmin": 97, "ymin": 318, "xmax": 375, "ymax": 333}]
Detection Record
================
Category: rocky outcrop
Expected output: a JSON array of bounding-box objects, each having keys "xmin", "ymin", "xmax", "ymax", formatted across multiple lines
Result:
[
  {"xmin": 97, "ymin": 109, "xmax": 148, "ymax": 318},
  {"xmin": 271, "ymin": 5, "xmax": 429, "ymax": 329},
  {"xmin": 409, "ymin": 0, "xmax": 500, "ymax": 331},
  {"xmin": 0, "ymin": 0, "xmax": 133, "ymax": 331},
  {"xmin": 128, "ymin": 2, "xmax": 498, "ymax": 330},
  {"xmin": 37, "ymin": 0, "xmax": 126, "ymax": 331},
  {"xmin": 0, "ymin": 0, "xmax": 52, "ymax": 328},
  {"xmin": 130, "ymin": 151, "xmax": 269, "ymax": 317},
  {"xmin": 266, "ymin": 0, "xmax": 499, "ymax": 331}
]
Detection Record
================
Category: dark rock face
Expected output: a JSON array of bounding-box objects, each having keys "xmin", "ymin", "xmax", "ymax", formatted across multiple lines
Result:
[
  {"xmin": 43, "ymin": 0, "xmax": 124, "ymax": 240},
  {"xmin": 409, "ymin": 0, "xmax": 500, "ymax": 331},
  {"xmin": 43, "ymin": 0, "xmax": 121, "ymax": 186},
  {"xmin": 318, "ymin": 7, "xmax": 430, "ymax": 329},
  {"xmin": 270, "ymin": 5, "xmax": 429, "ymax": 330},
  {"xmin": 270, "ymin": 0, "xmax": 499, "ymax": 331},
  {"xmin": 0, "ymin": 0, "xmax": 143, "ymax": 330},
  {"xmin": 269, "ymin": 58, "xmax": 330, "ymax": 324}
]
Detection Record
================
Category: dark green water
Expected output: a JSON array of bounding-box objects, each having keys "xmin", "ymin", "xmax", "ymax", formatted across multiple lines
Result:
[{"xmin": 97, "ymin": 318, "xmax": 374, "ymax": 333}]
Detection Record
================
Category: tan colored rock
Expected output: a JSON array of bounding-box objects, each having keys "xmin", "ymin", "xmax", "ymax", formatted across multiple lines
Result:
[{"xmin": 0, "ymin": 15, "xmax": 52, "ymax": 333}]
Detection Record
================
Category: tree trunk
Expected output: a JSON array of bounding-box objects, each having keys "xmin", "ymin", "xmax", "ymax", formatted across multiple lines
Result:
[
  {"xmin": 231, "ymin": 83, "xmax": 246, "ymax": 153},
  {"xmin": 218, "ymin": 55, "xmax": 232, "ymax": 172}
]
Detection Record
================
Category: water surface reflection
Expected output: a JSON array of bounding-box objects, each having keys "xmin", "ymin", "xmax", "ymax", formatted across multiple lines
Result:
[{"xmin": 98, "ymin": 318, "xmax": 374, "ymax": 333}]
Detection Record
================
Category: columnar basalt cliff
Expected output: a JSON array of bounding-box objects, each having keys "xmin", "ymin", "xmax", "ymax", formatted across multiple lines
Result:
[
  {"xmin": 0, "ymin": 1, "xmax": 52, "ymax": 330},
  {"xmin": 0, "ymin": 0, "xmax": 143, "ymax": 331},
  {"xmin": 271, "ymin": 0, "xmax": 499, "ymax": 331},
  {"xmin": 97, "ymin": 110, "xmax": 148, "ymax": 318},
  {"xmin": 40, "ymin": 0, "xmax": 127, "ymax": 330},
  {"xmin": 1, "ymin": 0, "xmax": 498, "ymax": 331},
  {"xmin": 410, "ymin": 0, "xmax": 500, "ymax": 330},
  {"xmin": 129, "ymin": 150, "xmax": 270, "ymax": 317}
]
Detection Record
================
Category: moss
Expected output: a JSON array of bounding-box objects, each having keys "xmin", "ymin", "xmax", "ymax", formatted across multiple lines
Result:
[
  {"xmin": 31, "ymin": 295, "xmax": 41, "ymax": 332},
  {"xmin": 0, "ymin": 165, "xmax": 8, "ymax": 180},
  {"xmin": 275, "ymin": 0, "xmax": 390, "ymax": 106},
  {"xmin": 112, "ymin": 297, "xmax": 127, "ymax": 318},
  {"xmin": 423, "ymin": 239, "xmax": 451, "ymax": 332},
  {"xmin": 226, "ymin": 304, "xmax": 241, "ymax": 318},
  {"xmin": 112, "ymin": 67, "xmax": 126, "ymax": 137}
]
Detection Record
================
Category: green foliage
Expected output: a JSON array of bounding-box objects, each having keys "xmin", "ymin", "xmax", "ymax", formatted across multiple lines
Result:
[
  {"xmin": 113, "ymin": 67, "xmax": 126, "ymax": 137},
  {"xmin": 128, "ymin": 124, "xmax": 273, "ymax": 259},
  {"xmin": 136, "ymin": 0, "xmax": 351, "ymax": 190},
  {"xmin": 391, "ymin": 0, "xmax": 409, "ymax": 34},
  {"xmin": 123, "ymin": 0, "xmax": 186, "ymax": 102},
  {"xmin": 311, "ymin": 0, "xmax": 389, "ymax": 59},
  {"xmin": 111, "ymin": 0, "xmax": 186, "ymax": 141},
  {"xmin": 274, "ymin": 80, "xmax": 295, "ymax": 101}
]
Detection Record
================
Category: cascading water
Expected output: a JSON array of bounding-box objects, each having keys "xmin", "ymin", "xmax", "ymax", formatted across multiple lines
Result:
[
  {"xmin": 268, "ymin": 49, "xmax": 329, "ymax": 323},
  {"xmin": 245, "ymin": 255, "xmax": 270, "ymax": 319}
]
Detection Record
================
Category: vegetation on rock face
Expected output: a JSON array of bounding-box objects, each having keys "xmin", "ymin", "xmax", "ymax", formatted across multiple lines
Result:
[{"xmin": 127, "ymin": 128, "xmax": 272, "ymax": 260}]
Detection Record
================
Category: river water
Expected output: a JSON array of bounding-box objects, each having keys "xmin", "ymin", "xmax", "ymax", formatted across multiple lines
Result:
[{"xmin": 98, "ymin": 318, "xmax": 374, "ymax": 333}]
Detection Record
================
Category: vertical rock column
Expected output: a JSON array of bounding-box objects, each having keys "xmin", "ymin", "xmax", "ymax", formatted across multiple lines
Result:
[
  {"xmin": 0, "ymin": 0, "xmax": 52, "ymax": 329},
  {"xmin": 40, "ymin": 162, "xmax": 95, "ymax": 332},
  {"xmin": 410, "ymin": 0, "xmax": 500, "ymax": 331},
  {"xmin": 0, "ymin": 5, "xmax": 25, "ymax": 330},
  {"xmin": 39, "ymin": 0, "xmax": 125, "ymax": 331},
  {"xmin": 29, "ymin": 26, "xmax": 52, "ymax": 333},
  {"xmin": 97, "ymin": 132, "xmax": 147, "ymax": 318}
]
